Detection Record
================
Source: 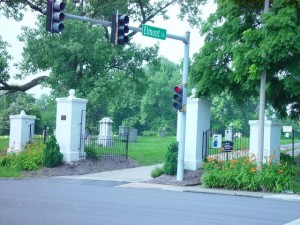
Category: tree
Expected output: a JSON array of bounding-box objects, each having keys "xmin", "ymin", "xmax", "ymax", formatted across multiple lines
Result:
[
  {"xmin": 0, "ymin": 37, "xmax": 45, "ymax": 94},
  {"xmin": 0, "ymin": 92, "xmax": 41, "ymax": 135},
  {"xmin": 1, "ymin": 0, "xmax": 207, "ymax": 27},
  {"xmin": 0, "ymin": 0, "xmax": 210, "ymax": 135},
  {"xmin": 191, "ymin": 0, "xmax": 300, "ymax": 120},
  {"xmin": 140, "ymin": 58, "xmax": 181, "ymax": 135},
  {"xmin": 210, "ymin": 92, "xmax": 258, "ymax": 132},
  {"xmin": 0, "ymin": 0, "xmax": 208, "ymax": 93},
  {"xmin": 35, "ymin": 94, "xmax": 56, "ymax": 133}
]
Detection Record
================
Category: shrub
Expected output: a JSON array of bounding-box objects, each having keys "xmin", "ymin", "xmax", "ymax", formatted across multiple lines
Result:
[
  {"xmin": 201, "ymin": 155, "xmax": 298, "ymax": 193},
  {"xmin": 151, "ymin": 166, "xmax": 165, "ymax": 178},
  {"xmin": 17, "ymin": 142, "xmax": 44, "ymax": 170},
  {"xmin": 85, "ymin": 146, "xmax": 100, "ymax": 160},
  {"xmin": 164, "ymin": 142, "xmax": 178, "ymax": 175},
  {"xmin": 0, "ymin": 143, "xmax": 44, "ymax": 171},
  {"xmin": 142, "ymin": 130, "xmax": 159, "ymax": 136},
  {"xmin": 280, "ymin": 152, "xmax": 294, "ymax": 165},
  {"xmin": 0, "ymin": 152, "xmax": 17, "ymax": 168},
  {"xmin": 43, "ymin": 135, "xmax": 63, "ymax": 168},
  {"xmin": 0, "ymin": 166, "xmax": 21, "ymax": 178}
]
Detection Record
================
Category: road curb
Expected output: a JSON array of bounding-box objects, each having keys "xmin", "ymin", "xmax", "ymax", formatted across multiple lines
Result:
[{"xmin": 118, "ymin": 182, "xmax": 300, "ymax": 201}]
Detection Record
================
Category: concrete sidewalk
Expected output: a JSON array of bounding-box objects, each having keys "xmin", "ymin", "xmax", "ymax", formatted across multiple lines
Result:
[
  {"xmin": 60, "ymin": 164, "xmax": 162, "ymax": 182},
  {"xmin": 59, "ymin": 164, "xmax": 300, "ymax": 202}
]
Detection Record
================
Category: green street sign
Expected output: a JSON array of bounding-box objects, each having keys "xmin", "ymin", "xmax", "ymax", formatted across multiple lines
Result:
[{"xmin": 142, "ymin": 24, "xmax": 167, "ymax": 40}]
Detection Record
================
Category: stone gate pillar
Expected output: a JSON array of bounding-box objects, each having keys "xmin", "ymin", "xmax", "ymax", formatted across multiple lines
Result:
[
  {"xmin": 249, "ymin": 119, "xmax": 281, "ymax": 163},
  {"xmin": 184, "ymin": 89, "xmax": 211, "ymax": 170},
  {"xmin": 8, "ymin": 110, "xmax": 36, "ymax": 153},
  {"xmin": 98, "ymin": 117, "xmax": 113, "ymax": 147},
  {"xmin": 56, "ymin": 89, "xmax": 88, "ymax": 163}
]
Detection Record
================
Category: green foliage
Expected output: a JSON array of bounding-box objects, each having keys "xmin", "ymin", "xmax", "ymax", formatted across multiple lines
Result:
[
  {"xmin": 191, "ymin": 0, "xmax": 300, "ymax": 120},
  {"xmin": 43, "ymin": 136, "xmax": 63, "ymax": 168},
  {"xmin": 141, "ymin": 131, "xmax": 160, "ymax": 137},
  {"xmin": 0, "ymin": 142, "xmax": 44, "ymax": 171},
  {"xmin": 85, "ymin": 146, "xmax": 100, "ymax": 161},
  {"xmin": 201, "ymin": 155, "xmax": 298, "ymax": 193},
  {"xmin": 210, "ymin": 93, "xmax": 257, "ymax": 131},
  {"xmin": 163, "ymin": 142, "xmax": 178, "ymax": 175},
  {"xmin": 35, "ymin": 95, "xmax": 56, "ymax": 132},
  {"xmin": 0, "ymin": 93, "xmax": 41, "ymax": 135},
  {"xmin": 1, "ymin": 0, "xmax": 207, "ymax": 27},
  {"xmin": 0, "ymin": 166, "xmax": 21, "ymax": 178},
  {"xmin": 0, "ymin": 137, "xmax": 9, "ymax": 153},
  {"xmin": 151, "ymin": 166, "xmax": 165, "ymax": 178},
  {"xmin": 18, "ymin": 142, "xmax": 44, "ymax": 170},
  {"xmin": 140, "ymin": 58, "xmax": 181, "ymax": 135},
  {"xmin": 280, "ymin": 152, "xmax": 294, "ymax": 165},
  {"xmin": 19, "ymin": 15, "xmax": 159, "ymax": 132},
  {"xmin": 0, "ymin": 37, "xmax": 12, "ymax": 82}
]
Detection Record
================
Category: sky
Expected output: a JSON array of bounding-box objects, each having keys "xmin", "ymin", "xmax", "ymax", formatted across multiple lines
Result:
[{"xmin": 0, "ymin": 1, "xmax": 216, "ymax": 98}]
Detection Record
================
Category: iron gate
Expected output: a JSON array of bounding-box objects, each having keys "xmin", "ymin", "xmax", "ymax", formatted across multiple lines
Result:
[
  {"xmin": 202, "ymin": 130, "xmax": 249, "ymax": 160},
  {"xmin": 79, "ymin": 111, "xmax": 129, "ymax": 160}
]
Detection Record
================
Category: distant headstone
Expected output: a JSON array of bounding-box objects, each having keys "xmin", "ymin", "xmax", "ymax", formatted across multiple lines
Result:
[
  {"xmin": 119, "ymin": 126, "xmax": 129, "ymax": 138},
  {"xmin": 159, "ymin": 130, "xmax": 165, "ymax": 137},
  {"xmin": 128, "ymin": 128, "xmax": 138, "ymax": 142},
  {"xmin": 98, "ymin": 117, "xmax": 114, "ymax": 147},
  {"xmin": 118, "ymin": 126, "xmax": 138, "ymax": 142}
]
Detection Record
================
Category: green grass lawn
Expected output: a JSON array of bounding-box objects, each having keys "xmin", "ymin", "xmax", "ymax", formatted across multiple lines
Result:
[
  {"xmin": 280, "ymin": 138, "xmax": 300, "ymax": 145},
  {"xmin": 128, "ymin": 136, "xmax": 176, "ymax": 165},
  {"xmin": 0, "ymin": 137, "xmax": 9, "ymax": 156}
]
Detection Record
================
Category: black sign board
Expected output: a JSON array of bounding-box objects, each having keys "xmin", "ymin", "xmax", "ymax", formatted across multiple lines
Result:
[{"xmin": 222, "ymin": 141, "xmax": 234, "ymax": 152}]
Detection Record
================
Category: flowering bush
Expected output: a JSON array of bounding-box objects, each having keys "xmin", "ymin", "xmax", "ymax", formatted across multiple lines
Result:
[
  {"xmin": 0, "ymin": 142, "xmax": 44, "ymax": 171},
  {"xmin": 201, "ymin": 155, "xmax": 298, "ymax": 193}
]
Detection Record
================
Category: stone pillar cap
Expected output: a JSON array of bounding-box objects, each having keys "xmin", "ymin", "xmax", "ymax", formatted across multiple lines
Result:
[
  {"xmin": 68, "ymin": 89, "xmax": 76, "ymax": 99},
  {"xmin": 99, "ymin": 117, "xmax": 113, "ymax": 123}
]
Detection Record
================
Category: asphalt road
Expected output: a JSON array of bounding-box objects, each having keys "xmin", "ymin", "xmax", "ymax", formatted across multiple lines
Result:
[{"xmin": 1, "ymin": 178, "xmax": 300, "ymax": 225}]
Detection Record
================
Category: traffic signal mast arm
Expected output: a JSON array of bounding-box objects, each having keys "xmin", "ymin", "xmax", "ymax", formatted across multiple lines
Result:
[{"xmin": 64, "ymin": 13, "xmax": 188, "ymax": 43}]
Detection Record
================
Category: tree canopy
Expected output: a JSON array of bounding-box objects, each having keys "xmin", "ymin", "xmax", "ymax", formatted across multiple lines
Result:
[
  {"xmin": 191, "ymin": 0, "xmax": 300, "ymax": 120},
  {"xmin": 0, "ymin": 0, "xmax": 207, "ymax": 94}
]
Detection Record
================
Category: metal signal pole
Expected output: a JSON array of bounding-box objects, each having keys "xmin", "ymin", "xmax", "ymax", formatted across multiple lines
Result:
[
  {"xmin": 176, "ymin": 31, "xmax": 190, "ymax": 181},
  {"xmin": 257, "ymin": 0, "xmax": 270, "ymax": 171}
]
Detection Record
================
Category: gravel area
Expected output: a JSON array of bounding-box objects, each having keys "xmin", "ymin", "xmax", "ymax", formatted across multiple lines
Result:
[
  {"xmin": 145, "ymin": 169, "xmax": 202, "ymax": 186},
  {"xmin": 21, "ymin": 157, "xmax": 202, "ymax": 186},
  {"xmin": 21, "ymin": 157, "xmax": 140, "ymax": 177}
]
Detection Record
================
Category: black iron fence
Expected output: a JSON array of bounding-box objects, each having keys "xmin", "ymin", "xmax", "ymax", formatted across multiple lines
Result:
[
  {"xmin": 202, "ymin": 130, "xmax": 249, "ymax": 161},
  {"xmin": 79, "ymin": 134, "xmax": 129, "ymax": 160},
  {"xmin": 28, "ymin": 125, "xmax": 50, "ymax": 144}
]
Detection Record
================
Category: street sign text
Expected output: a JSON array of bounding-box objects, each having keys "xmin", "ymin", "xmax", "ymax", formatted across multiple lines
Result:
[{"xmin": 142, "ymin": 24, "xmax": 167, "ymax": 40}]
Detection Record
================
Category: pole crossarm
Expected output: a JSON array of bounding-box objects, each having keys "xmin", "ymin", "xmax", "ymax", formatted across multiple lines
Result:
[{"xmin": 65, "ymin": 13, "xmax": 188, "ymax": 43}]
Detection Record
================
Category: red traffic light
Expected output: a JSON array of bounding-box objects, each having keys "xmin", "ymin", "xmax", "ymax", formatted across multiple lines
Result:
[
  {"xmin": 173, "ymin": 85, "xmax": 183, "ymax": 111},
  {"xmin": 174, "ymin": 86, "xmax": 182, "ymax": 93}
]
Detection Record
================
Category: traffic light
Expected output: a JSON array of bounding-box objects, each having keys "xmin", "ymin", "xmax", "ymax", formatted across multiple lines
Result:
[
  {"xmin": 46, "ymin": 0, "xmax": 66, "ymax": 33},
  {"xmin": 173, "ymin": 85, "xmax": 183, "ymax": 111},
  {"xmin": 111, "ymin": 14, "xmax": 130, "ymax": 45}
]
